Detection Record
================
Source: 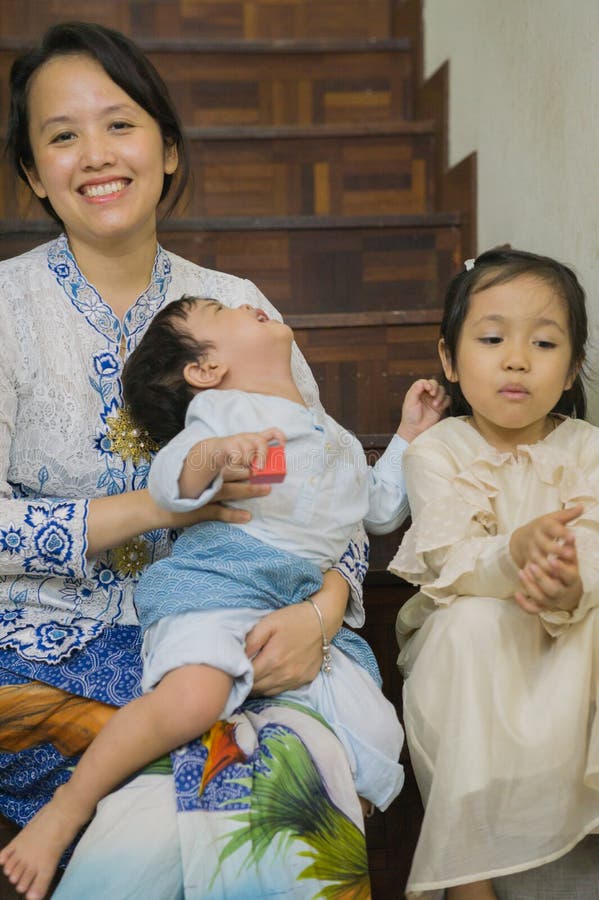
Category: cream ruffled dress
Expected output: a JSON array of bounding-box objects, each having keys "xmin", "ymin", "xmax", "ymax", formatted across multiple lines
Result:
[{"xmin": 389, "ymin": 416, "xmax": 599, "ymax": 898}]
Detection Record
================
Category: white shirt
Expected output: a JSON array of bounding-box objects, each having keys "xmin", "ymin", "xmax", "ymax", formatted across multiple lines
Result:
[{"xmin": 149, "ymin": 389, "xmax": 408, "ymax": 573}]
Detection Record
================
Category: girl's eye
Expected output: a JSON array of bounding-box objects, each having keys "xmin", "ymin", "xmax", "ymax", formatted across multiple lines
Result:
[
  {"xmin": 534, "ymin": 340, "xmax": 556, "ymax": 349},
  {"xmin": 478, "ymin": 336, "xmax": 502, "ymax": 345}
]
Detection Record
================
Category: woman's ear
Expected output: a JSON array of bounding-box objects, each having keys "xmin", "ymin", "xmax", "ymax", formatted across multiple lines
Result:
[
  {"xmin": 183, "ymin": 359, "xmax": 227, "ymax": 390},
  {"xmin": 438, "ymin": 338, "xmax": 458, "ymax": 383},
  {"xmin": 21, "ymin": 160, "xmax": 47, "ymax": 199},
  {"xmin": 163, "ymin": 141, "xmax": 178, "ymax": 176}
]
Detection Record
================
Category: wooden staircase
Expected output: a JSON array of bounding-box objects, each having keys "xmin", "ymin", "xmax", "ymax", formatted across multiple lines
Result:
[{"xmin": 0, "ymin": 2, "xmax": 476, "ymax": 896}]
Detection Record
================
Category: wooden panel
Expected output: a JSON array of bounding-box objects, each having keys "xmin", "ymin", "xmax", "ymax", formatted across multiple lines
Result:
[
  {"xmin": 0, "ymin": 0, "xmax": 393, "ymax": 41},
  {"xmin": 159, "ymin": 219, "xmax": 461, "ymax": 314},
  {"xmin": 292, "ymin": 321, "xmax": 441, "ymax": 434},
  {"xmin": 185, "ymin": 128, "xmax": 434, "ymax": 217},
  {"xmin": 0, "ymin": 43, "xmax": 413, "ymax": 128},
  {"xmin": 0, "ymin": 219, "xmax": 461, "ymax": 315}
]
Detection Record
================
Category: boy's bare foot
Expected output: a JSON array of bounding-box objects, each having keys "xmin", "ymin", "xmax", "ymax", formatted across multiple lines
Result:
[{"xmin": 0, "ymin": 785, "xmax": 90, "ymax": 900}]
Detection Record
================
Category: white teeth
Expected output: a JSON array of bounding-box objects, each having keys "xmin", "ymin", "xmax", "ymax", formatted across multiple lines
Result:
[{"xmin": 83, "ymin": 180, "xmax": 126, "ymax": 198}]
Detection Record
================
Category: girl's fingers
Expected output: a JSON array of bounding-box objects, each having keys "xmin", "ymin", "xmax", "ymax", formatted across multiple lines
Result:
[
  {"xmin": 547, "ymin": 558, "xmax": 578, "ymax": 586},
  {"xmin": 514, "ymin": 591, "xmax": 544, "ymax": 615},
  {"xmin": 519, "ymin": 564, "xmax": 560, "ymax": 602}
]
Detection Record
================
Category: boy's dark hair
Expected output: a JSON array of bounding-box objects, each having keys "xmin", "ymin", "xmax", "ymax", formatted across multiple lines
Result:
[
  {"xmin": 7, "ymin": 21, "xmax": 189, "ymax": 223},
  {"xmin": 122, "ymin": 296, "xmax": 213, "ymax": 446},
  {"xmin": 440, "ymin": 247, "xmax": 588, "ymax": 418}
]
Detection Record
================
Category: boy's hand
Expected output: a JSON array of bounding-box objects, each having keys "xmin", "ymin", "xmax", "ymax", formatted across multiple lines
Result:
[
  {"xmin": 209, "ymin": 428, "xmax": 286, "ymax": 473},
  {"xmin": 396, "ymin": 378, "xmax": 450, "ymax": 443}
]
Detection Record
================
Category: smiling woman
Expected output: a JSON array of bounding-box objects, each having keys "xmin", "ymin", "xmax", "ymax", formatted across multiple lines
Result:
[
  {"xmin": 18, "ymin": 53, "xmax": 179, "ymax": 317},
  {"xmin": 0, "ymin": 21, "xmax": 373, "ymax": 900}
]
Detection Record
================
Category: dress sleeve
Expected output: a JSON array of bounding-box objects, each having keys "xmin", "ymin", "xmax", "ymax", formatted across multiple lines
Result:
[
  {"xmin": 389, "ymin": 437, "xmax": 520, "ymax": 604},
  {"xmin": 0, "ymin": 314, "xmax": 89, "ymax": 579},
  {"xmin": 243, "ymin": 279, "xmax": 366, "ymax": 617},
  {"xmin": 537, "ymin": 433, "xmax": 599, "ymax": 635}
]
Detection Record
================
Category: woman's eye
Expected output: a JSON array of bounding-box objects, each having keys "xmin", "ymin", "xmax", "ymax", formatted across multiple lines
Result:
[
  {"xmin": 110, "ymin": 121, "xmax": 133, "ymax": 131},
  {"xmin": 51, "ymin": 131, "xmax": 76, "ymax": 143}
]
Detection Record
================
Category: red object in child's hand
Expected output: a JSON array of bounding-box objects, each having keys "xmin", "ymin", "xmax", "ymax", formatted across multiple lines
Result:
[{"xmin": 249, "ymin": 444, "xmax": 286, "ymax": 483}]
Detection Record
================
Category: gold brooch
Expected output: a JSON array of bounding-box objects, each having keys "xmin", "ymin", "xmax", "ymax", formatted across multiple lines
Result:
[
  {"xmin": 112, "ymin": 538, "xmax": 151, "ymax": 578},
  {"xmin": 105, "ymin": 407, "xmax": 158, "ymax": 466}
]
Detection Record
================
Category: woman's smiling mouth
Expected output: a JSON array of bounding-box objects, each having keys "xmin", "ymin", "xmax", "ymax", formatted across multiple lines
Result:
[{"xmin": 80, "ymin": 179, "xmax": 130, "ymax": 199}]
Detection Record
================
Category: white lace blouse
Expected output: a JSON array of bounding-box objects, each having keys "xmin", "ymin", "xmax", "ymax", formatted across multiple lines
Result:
[{"xmin": 0, "ymin": 235, "xmax": 366, "ymax": 663}]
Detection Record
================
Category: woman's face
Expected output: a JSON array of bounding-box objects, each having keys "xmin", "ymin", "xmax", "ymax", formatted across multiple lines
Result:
[{"xmin": 23, "ymin": 53, "xmax": 178, "ymax": 253}]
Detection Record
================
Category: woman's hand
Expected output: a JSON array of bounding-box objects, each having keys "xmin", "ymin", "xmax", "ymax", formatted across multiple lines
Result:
[
  {"xmin": 86, "ymin": 478, "xmax": 270, "ymax": 557},
  {"xmin": 159, "ymin": 479, "xmax": 271, "ymax": 530},
  {"xmin": 246, "ymin": 569, "xmax": 349, "ymax": 695}
]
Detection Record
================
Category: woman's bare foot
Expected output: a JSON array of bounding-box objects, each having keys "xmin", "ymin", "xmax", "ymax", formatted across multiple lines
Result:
[
  {"xmin": 447, "ymin": 880, "xmax": 497, "ymax": 900},
  {"xmin": 0, "ymin": 785, "xmax": 90, "ymax": 899}
]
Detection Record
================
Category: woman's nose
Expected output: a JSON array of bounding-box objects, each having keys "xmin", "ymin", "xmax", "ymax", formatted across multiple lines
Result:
[{"xmin": 80, "ymin": 134, "xmax": 117, "ymax": 170}]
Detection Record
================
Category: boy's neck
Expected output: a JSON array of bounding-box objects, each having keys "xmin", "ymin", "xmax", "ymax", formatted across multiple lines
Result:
[{"xmin": 223, "ymin": 370, "xmax": 306, "ymax": 406}]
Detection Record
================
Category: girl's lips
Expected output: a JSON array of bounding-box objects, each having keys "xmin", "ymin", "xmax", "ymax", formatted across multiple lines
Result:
[{"xmin": 499, "ymin": 385, "xmax": 529, "ymax": 399}]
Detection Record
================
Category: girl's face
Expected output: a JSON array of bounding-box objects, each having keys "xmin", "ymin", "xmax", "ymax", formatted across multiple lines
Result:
[
  {"xmin": 23, "ymin": 53, "xmax": 178, "ymax": 254},
  {"xmin": 440, "ymin": 273, "xmax": 575, "ymax": 450}
]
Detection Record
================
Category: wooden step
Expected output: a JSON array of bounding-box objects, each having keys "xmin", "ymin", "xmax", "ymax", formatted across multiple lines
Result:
[
  {"xmin": 290, "ymin": 312, "xmax": 441, "ymax": 435},
  {"xmin": 0, "ymin": 38, "xmax": 413, "ymax": 128},
  {"xmin": 185, "ymin": 121, "xmax": 436, "ymax": 217},
  {"xmin": 0, "ymin": 0, "xmax": 395, "ymax": 42},
  {"xmin": 0, "ymin": 213, "xmax": 461, "ymax": 314}
]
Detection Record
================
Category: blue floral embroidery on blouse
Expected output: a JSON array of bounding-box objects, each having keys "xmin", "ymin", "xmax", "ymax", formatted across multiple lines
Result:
[
  {"xmin": 0, "ymin": 526, "xmax": 26, "ymax": 555},
  {"xmin": 21, "ymin": 503, "xmax": 77, "ymax": 577}
]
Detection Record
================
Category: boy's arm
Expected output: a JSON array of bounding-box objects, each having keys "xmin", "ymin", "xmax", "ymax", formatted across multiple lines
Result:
[{"xmin": 364, "ymin": 379, "xmax": 449, "ymax": 535}]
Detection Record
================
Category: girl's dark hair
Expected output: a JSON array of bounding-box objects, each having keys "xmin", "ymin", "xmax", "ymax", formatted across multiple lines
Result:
[
  {"xmin": 440, "ymin": 247, "xmax": 588, "ymax": 418},
  {"xmin": 122, "ymin": 296, "xmax": 212, "ymax": 446},
  {"xmin": 7, "ymin": 21, "xmax": 189, "ymax": 223}
]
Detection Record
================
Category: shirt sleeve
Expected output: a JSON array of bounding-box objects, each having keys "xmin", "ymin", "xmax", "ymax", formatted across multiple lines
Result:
[
  {"xmin": 0, "ymin": 309, "xmax": 89, "ymax": 579},
  {"xmin": 364, "ymin": 434, "xmax": 410, "ymax": 535},
  {"xmin": 148, "ymin": 401, "xmax": 224, "ymax": 512}
]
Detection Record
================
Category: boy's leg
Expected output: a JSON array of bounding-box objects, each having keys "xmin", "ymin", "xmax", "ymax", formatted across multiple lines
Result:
[{"xmin": 0, "ymin": 664, "xmax": 232, "ymax": 900}]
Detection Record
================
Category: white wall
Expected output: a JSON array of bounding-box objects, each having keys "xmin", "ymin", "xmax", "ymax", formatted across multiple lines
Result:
[{"xmin": 423, "ymin": 0, "xmax": 599, "ymax": 421}]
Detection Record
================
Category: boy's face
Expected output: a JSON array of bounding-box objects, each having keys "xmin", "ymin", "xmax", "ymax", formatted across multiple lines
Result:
[{"xmin": 184, "ymin": 299, "xmax": 294, "ymax": 370}]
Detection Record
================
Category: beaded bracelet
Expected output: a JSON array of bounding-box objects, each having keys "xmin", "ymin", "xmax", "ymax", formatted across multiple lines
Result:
[{"xmin": 307, "ymin": 597, "xmax": 332, "ymax": 674}]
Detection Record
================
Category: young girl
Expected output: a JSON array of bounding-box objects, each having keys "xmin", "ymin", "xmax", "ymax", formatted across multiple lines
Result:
[{"xmin": 389, "ymin": 247, "xmax": 599, "ymax": 899}]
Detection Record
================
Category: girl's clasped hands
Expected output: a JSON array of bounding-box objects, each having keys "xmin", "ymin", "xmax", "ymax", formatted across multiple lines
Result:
[{"xmin": 511, "ymin": 505, "xmax": 584, "ymax": 614}]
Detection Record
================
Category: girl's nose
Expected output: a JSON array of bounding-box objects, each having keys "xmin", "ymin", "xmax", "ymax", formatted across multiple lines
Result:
[{"xmin": 504, "ymin": 347, "xmax": 529, "ymax": 371}]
